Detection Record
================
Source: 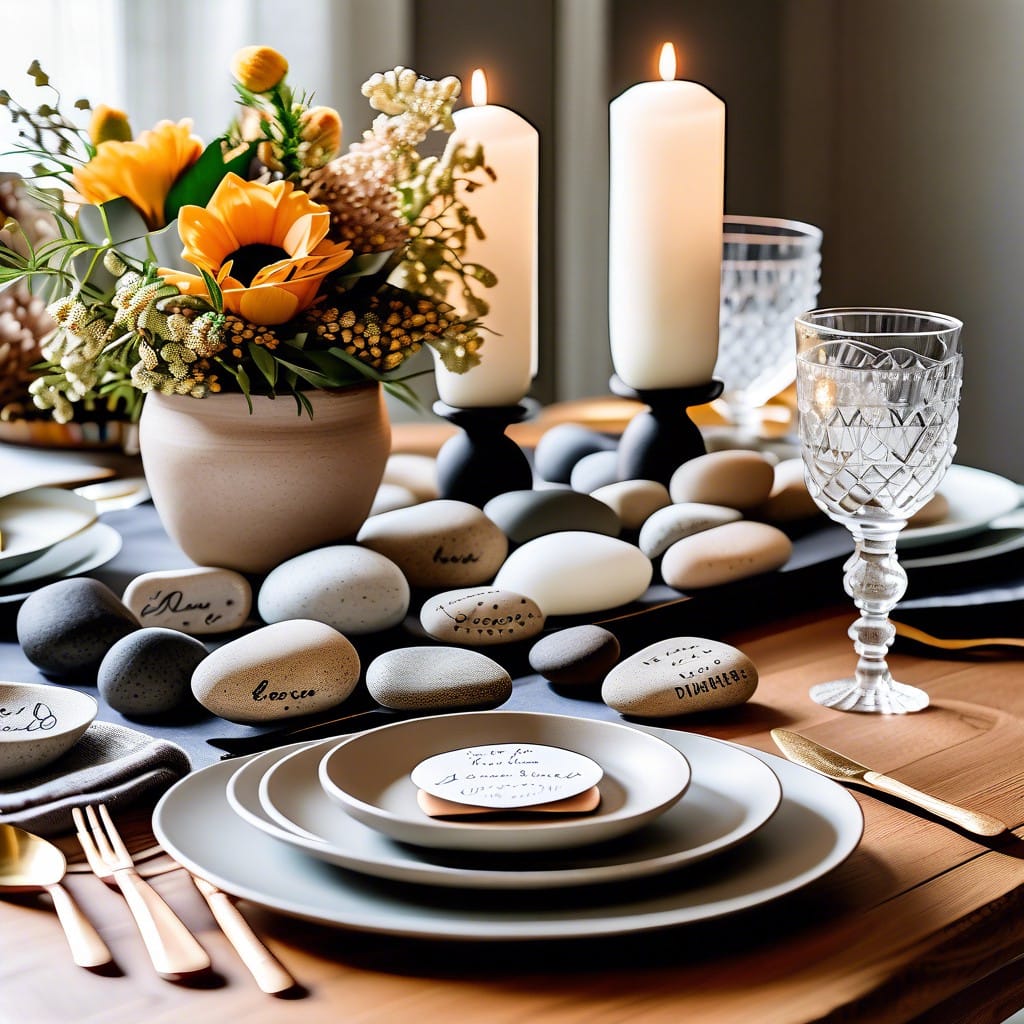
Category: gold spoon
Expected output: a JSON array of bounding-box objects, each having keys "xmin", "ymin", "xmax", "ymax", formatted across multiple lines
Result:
[
  {"xmin": 892, "ymin": 620, "xmax": 1024, "ymax": 651},
  {"xmin": 0, "ymin": 823, "xmax": 112, "ymax": 968}
]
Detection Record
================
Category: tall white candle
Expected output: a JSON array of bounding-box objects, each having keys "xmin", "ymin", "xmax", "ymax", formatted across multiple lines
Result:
[
  {"xmin": 435, "ymin": 69, "xmax": 538, "ymax": 407},
  {"xmin": 609, "ymin": 43, "xmax": 725, "ymax": 390}
]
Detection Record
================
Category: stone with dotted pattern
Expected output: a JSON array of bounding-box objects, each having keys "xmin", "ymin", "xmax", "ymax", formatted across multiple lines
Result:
[
  {"xmin": 122, "ymin": 567, "xmax": 251, "ymax": 635},
  {"xmin": 420, "ymin": 587, "xmax": 545, "ymax": 645}
]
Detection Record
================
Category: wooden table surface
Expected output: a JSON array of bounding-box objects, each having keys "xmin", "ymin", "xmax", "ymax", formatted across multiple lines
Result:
[{"xmin": 3, "ymin": 605, "xmax": 1023, "ymax": 1024}]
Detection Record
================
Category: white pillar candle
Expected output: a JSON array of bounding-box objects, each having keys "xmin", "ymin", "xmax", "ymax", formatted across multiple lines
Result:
[
  {"xmin": 435, "ymin": 69, "xmax": 538, "ymax": 407},
  {"xmin": 609, "ymin": 44, "xmax": 725, "ymax": 390}
]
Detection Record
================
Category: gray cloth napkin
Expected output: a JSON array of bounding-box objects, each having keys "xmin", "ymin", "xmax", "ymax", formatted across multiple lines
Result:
[{"xmin": 0, "ymin": 721, "xmax": 191, "ymax": 837}]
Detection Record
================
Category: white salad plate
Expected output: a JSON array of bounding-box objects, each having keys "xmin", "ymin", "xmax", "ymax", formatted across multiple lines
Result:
[
  {"xmin": 154, "ymin": 724, "xmax": 862, "ymax": 941},
  {"xmin": 0, "ymin": 486, "xmax": 97, "ymax": 573},
  {"xmin": 316, "ymin": 712, "xmax": 692, "ymax": 853},
  {"xmin": 231, "ymin": 727, "xmax": 782, "ymax": 891}
]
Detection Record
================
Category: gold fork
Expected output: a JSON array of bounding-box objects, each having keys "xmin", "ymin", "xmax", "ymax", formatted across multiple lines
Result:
[{"xmin": 73, "ymin": 805, "xmax": 210, "ymax": 977}]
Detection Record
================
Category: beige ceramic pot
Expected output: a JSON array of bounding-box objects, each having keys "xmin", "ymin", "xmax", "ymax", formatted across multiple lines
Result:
[{"xmin": 138, "ymin": 385, "xmax": 391, "ymax": 573}]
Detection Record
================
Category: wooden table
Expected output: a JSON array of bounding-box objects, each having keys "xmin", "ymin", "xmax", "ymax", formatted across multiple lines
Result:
[{"xmin": 3, "ymin": 604, "xmax": 1023, "ymax": 1024}]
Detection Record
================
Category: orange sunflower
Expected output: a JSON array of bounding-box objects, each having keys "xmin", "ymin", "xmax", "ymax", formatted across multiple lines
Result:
[
  {"xmin": 72, "ymin": 119, "xmax": 203, "ymax": 230},
  {"xmin": 159, "ymin": 173, "xmax": 353, "ymax": 325}
]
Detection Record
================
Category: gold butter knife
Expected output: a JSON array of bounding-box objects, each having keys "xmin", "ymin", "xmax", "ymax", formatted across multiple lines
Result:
[{"xmin": 769, "ymin": 728, "xmax": 1008, "ymax": 838}]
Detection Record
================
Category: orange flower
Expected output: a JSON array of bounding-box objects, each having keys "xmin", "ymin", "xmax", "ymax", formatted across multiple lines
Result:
[
  {"xmin": 72, "ymin": 119, "xmax": 203, "ymax": 229},
  {"xmin": 231, "ymin": 46, "xmax": 289, "ymax": 93},
  {"xmin": 160, "ymin": 173, "xmax": 353, "ymax": 326}
]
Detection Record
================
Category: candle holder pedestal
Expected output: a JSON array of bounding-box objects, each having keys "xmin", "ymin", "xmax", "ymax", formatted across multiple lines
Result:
[
  {"xmin": 611, "ymin": 376, "xmax": 724, "ymax": 486},
  {"xmin": 433, "ymin": 400, "xmax": 536, "ymax": 507}
]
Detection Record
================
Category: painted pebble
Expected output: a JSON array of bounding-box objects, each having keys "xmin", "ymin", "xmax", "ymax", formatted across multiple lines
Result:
[
  {"xmin": 420, "ymin": 587, "xmax": 545, "ymax": 645},
  {"xmin": 483, "ymin": 489, "xmax": 620, "ymax": 544},
  {"xmin": 590, "ymin": 479, "xmax": 671, "ymax": 530},
  {"xmin": 258, "ymin": 545, "xmax": 410, "ymax": 635},
  {"xmin": 638, "ymin": 502, "xmax": 743, "ymax": 559},
  {"xmin": 17, "ymin": 578, "xmax": 139, "ymax": 677},
  {"xmin": 357, "ymin": 499, "xmax": 508, "ymax": 589},
  {"xmin": 754, "ymin": 458, "xmax": 820, "ymax": 523},
  {"xmin": 569, "ymin": 450, "xmax": 621, "ymax": 493},
  {"xmin": 191, "ymin": 619, "xmax": 359, "ymax": 724},
  {"xmin": 366, "ymin": 646, "xmax": 512, "ymax": 711},
  {"xmin": 383, "ymin": 453, "xmax": 439, "ymax": 501},
  {"xmin": 528, "ymin": 625, "xmax": 621, "ymax": 687},
  {"xmin": 602, "ymin": 636, "xmax": 758, "ymax": 718},
  {"xmin": 122, "ymin": 567, "xmax": 251, "ymax": 635},
  {"xmin": 533, "ymin": 423, "xmax": 618, "ymax": 484},
  {"xmin": 494, "ymin": 531, "xmax": 652, "ymax": 616},
  {"xmin": 660, "ymin": 521, "xmax": 793, "ymax": 590},
  {"xmin": 98, "ymin": 628, "xmax": 207, "ymax": 717},
  {"xmin": 668, "ymin": 450, "xmax": 775, "ymax": 509}
]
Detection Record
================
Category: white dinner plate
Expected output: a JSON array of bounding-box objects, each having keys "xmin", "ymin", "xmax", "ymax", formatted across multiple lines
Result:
[
  {"xmin": 154, "ymin": 725, "xmax": 863, "ymax": 940},
  {"xmin": 232, "ymin": 729, "xmax": 781, "ymax": 890},
  {"xmin": 0, "ymin": 487, "xmax": 97, "ymax": 573},
  {"xmin": 0, "ymin": 522, "xmax": 123, "ymax": 602},
  {"xmin": 899, "ymin": 465, "xmax": 1021, "ymax": 548},
  {"xmin": 317, "ymin": 712, "xmax": 692, "ymax": 853}
]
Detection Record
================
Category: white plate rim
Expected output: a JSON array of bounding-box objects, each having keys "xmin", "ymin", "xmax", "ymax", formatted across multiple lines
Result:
[
  {"xmin": 154, "ymin": 727, "xmax": 864, "ymax": 939},
  {"xmin": 0, "ymin": 486, "xmax": 98, "ymax": 571},
  {"xmin": 243, "ymin": 730, "xmax": 782, "ymax": 889},
  {"xmin": 0, "ymin": 522, "xmax": 123, "ymax": 600}
]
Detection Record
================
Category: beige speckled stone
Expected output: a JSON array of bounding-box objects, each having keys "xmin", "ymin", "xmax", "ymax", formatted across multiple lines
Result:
[
  {"xmin": 191, "ymin": 620, "xmax": 359, "ymax": 724},
  {"xmin": 909, "ymin": 490, "xmax": 950, "ymax": 526},
  {"xmin": 123, "ymin": 567, "xmax": 251, "ymax": 635},
  {"xmin": 357, "ymin": 499, "xmax": 508, "ymax": 588},
  {"xmin": 602, "ymin": 636, "xmax": 758, "ymax": 718},
  {"xmin": 383, "ymin": 453, "xmax": 439, "ymax": 500},
  {"xmin": 366, "ymin": 646, "xmax": 512, "ymax": 710},
  {"xmin": 589, "ymin": 479, "xmax": 671, "ymax": 530},
  {"xmin": 371, "ymin": 482, "xmax": 420, "ymax": 516},
  {"xmin": 755, "ymin": 458, "xmax": 820, "ymax": 523},
  {"xmin": 420, "ymin": 587, "xmax": 545, "ymax": 645},
  {"xmin": 637, "ymin": 502, "xmax": 743, "ymax": 559},
  {"xmin": 668, "ymin": 450, "xmax": 775, "ymax": 510},
  {"xmin": 660, "ymin": 520, "xmax": 793, "ymax": 590}
]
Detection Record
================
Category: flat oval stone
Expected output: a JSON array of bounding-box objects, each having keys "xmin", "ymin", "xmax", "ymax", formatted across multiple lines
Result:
[
  {"xmin": 383, "ymin": 453, "xmax": 439, "ymax": 500},
  {"xmin": 191, "ymin": 619, "xmax": 359, "ymax": 724},
  {"xmin": 534, "ymin": 424, "xmax": 617, "ymax": 483},
  {"xmin": 569, "ymin": 450, "xmax": 621, "ymax": 493},
  {"xmin": 366, "ymin": 646, "xmax": 512, "ymax": 711},
  {"xmin": 357, "ymin": 500, "xmax": 508, "ymax": 589},
  {"xmin": 668, "ymin": 450, "xmax": 775, "ymax": 509},
  {"xmin": 494, "ymin": 531, "xmax": 652, "ymax": 616},
  {"xmin": 98, "ymin": 628, "xmax": 208, "ymax": 717},
  {"xmin": 483, "ymin": 489, "xmax": 620, "ymax": 543},
  {"xmin": 602, "ymin": 637, "xmax": 758, "ymax": 718},
  {"xmin": 754, "ymin": 458, "xmax": 820, "ymax": 522},
  {"xmin": 590, "ymin": 479, "xmax": 671, "ymax": 530},
  {"xmin": 371, "ymin": 482, "xmax": 420, "ymax": 516},
  {"xmin": 257, "ymin": 545, "xmax": 409, "ymax": 635},
  {"xmin": 528, "ymin": 625, "xmax": 621, "ymax": 686},
  {"xmin": 661, "ymin": 521, "xmax": 793, "ymax": 590},
  {"xmin": 638, "ymin": 502, "xmax": 743, "ymax": 559},
  {"xmin": 420, "ymin": 587, "xmax": 545, "ymax": 645},
  {"xmin": 17, "ymin": 578, "xmax": 139, "ymax": 678},
  {"xmin": 122, "ymin": 567, "xmax": 251, "ymax": 635}
]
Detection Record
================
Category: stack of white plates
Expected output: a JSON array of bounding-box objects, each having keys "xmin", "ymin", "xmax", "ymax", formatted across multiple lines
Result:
[{"xmin": 153, "ymin": 711, "xmax": 863, "ymax": 940}]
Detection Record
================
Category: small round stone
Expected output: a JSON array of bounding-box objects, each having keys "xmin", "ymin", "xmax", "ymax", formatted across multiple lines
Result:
[
  {"xmin": 668, "ymin": 450, "xmax": 775, "ymax": 509},
  {"xmin": 660, "ymin": 521, "xmax": 793, "ymax": 590},
  {"xmin": 383, "ymin": 453, "xmax": 439, "ymax": 500},
  {"xmin": 420, "ymin": 587, "xmax": 545, "ymax": 645},
  {"xmin": 638, "ymin": 502, "xmax": 743, "ymax": 559},
  {"xmin": 754, "ymin": 458, "xmax": 820, "ymax": 522},
  {"xmin": 534, "ymin": 424, "xmax": 617, "ymax": 483},
  {"xmin": 371, "ymin": 482, "xmax": 420, "ymax": 516},
  {"xmin": 528, "ymin": 625, "xmax": 621, "ymax": 687},
  {"xmin": 483, "ymin": 489, "xmax": 621, "ymax": 544},
  {"xmin": 589, "ymin": 479, "xmax": 671, "ymax": 530},
  {"xmin": 98, "ymin": 628, "xmax": 208, "ymax": 717},
  {"xmin": 366, "ymin": 646, "xmax": 512, "ymax": 711},
  {"xmin": 570, "ymin": 450, "xmax": 621, "ymax": 493}
]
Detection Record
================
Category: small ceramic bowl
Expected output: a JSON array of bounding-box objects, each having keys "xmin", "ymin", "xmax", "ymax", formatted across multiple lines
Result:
[{"xmin": 0, "ymin": 682, "xmax": 97, "ymax": 781}]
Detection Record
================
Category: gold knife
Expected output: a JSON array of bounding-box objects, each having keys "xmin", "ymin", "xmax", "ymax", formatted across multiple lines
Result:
[{"xmin": 769, "ymin": 728, "xmax": 1008, "ymax": 838}]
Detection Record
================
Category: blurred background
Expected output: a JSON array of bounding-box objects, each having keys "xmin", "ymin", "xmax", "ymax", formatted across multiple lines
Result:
[{"xmin": 2, "ymin": 0, "xmax": 1021, "ymax": 478}]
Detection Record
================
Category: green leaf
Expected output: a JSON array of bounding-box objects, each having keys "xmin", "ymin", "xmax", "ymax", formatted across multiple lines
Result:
[
  {"xmin": 247, "ymin": 341, "xmax": 278, "ymax": 388},
  {"xmin": 382, "ymin": 378, "xmax": 422, "ymax": 411},
  {"xmin": 199, "ymin": 268, "xmax": 223, "ymax": 311},
  {"xmin": 163, "ymin": 137, "xmax": 258, "ymax": 223},
  {"xmin": 294, "ymin": 390, "xmax": 314, "ymax": 418},
  {"xmin": 273, "ymin": 356, "xmax": 340, "ymax": 390}
]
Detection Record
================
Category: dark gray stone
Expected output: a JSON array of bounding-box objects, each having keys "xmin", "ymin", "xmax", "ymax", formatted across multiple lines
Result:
[
  {"xmin": 533, "ymin": 424, "xmax": 618, "ymax": 483},
  {"xmin": 483, "ymin": 489, "xmax": 621, "ymax": 544},
  {"xmin": 569, "ymin": 450, "xmax": 621, "ymax": 493},
  {"xmin": 17, "ymin": 578, "xmax": 140, "ymax": 678},
  {"xmin": 528, "ymin": 625, "xmax": 621, "ymax": 687},
  {"xmin": 98, "ymin": 628, "xmax": 208, "ymax": 717}
]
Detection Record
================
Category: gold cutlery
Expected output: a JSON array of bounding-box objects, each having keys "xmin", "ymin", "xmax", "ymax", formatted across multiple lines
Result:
[
  {"xmin": 769, "ymin": 729, "xmax": 1009, "ymax": 838},
  {"xmin": 0, "ymin": 824, "xmax": 112, "ymax": 968},
  {"xmin": 73, "ymin": 804, "xmax": 210, "ymax": 977},
  {"xmin": 891, "ymin": 619, "xmax": 1024, "ymax": 651}
]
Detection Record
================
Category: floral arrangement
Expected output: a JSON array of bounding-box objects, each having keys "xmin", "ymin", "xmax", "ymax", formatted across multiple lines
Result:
[{"xmin": 0, "ymin": 47, "xmax": 495, "ymax": 421}]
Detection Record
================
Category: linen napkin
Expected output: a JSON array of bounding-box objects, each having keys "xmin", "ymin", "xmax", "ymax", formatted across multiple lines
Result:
[{"xmin": 0, "ymin": 721, "xmax": 191, "ymax": 837}]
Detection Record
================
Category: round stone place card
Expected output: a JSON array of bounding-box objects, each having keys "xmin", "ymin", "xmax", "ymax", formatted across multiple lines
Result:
[
  {"xmin": 123, "ymin": 567, "xmax": 252, "ymax": 635},
  {"xmin": 420, "ymin": 587, "xmax": 544, "ymax": 646}
]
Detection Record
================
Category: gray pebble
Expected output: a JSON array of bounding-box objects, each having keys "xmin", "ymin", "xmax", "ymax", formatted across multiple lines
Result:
[
  {"xmin": 534, "ymin": 424, "xmax": 617, "ymax": 483},
  {"xmin": 366, "ymin": 646, "xmax": 512, "ymax": 711},
  {"xmin": 528, "ymin": 625, "xmax": 621, "ymax": 687},
  {"xmin": 484, "ymin": 489, "xmax": 620, "ymax": 544},
  {"xmin": 570, "ymin": 450, "xmax": 621, "ymax": 493}
]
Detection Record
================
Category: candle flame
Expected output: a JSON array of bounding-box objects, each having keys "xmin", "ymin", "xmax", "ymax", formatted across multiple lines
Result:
[
  {"xmin": 658, "ymin": 42, "xmax": 677, "ymax": 81},
  {"xmin": 471, "ymin": 68, "xmax": 488, "ymax": 106}
]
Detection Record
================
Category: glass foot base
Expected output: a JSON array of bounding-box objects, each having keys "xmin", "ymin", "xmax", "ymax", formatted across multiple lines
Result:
[{"xmin": 809, "ymin": 678, "xmax": 930, "ymax": 714}]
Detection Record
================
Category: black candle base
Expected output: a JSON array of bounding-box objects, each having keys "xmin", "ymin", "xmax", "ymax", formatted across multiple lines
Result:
[
  {"xmin": 610, "ymin": 376, "xmax": 725, "ymax": 486},
  {"xmin": 433, "ymin": 401, "xmax": 535, "ymax": 507}
]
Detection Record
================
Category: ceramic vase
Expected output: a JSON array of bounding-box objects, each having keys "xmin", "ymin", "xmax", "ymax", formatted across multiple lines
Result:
[{"xmin": 138, "ymin": 385, "xmax": 391, "ymax": 573}]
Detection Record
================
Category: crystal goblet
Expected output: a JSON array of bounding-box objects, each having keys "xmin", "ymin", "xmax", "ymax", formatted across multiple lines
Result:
[
  {"xmin": 714, "ymin": 216, "xmax": 823, "ymax": 440},
  {"xmin": 795, "ymin": 308, "xmax": 963, "ymax": 713}
]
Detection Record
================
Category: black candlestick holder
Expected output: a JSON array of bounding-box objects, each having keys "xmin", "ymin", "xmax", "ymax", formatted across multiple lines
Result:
[
  {"xmin": 610, "ymin": 375, "xmax": 725, "ymax": 486},
  {"xmin": 433, "ymin": 400, "xmax": 536, "ymax": 507}
]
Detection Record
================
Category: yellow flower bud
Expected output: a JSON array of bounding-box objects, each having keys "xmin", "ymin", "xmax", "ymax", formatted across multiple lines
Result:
[
  {"xmin": 89, "ymin": 105, "xmax": 132, "ymax": 145},
  {"xmin": 231, "ymin": 46, "xmax": 289, "ymax": 93},
  {"xmin": 299, "ymin": 105, "xmax": 342, "ymax": 166}
]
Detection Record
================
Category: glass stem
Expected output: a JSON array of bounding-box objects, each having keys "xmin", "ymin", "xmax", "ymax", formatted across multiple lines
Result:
[{"xmin": 843, "ymin": 524, "xmax": 907, "ymax": 699}]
